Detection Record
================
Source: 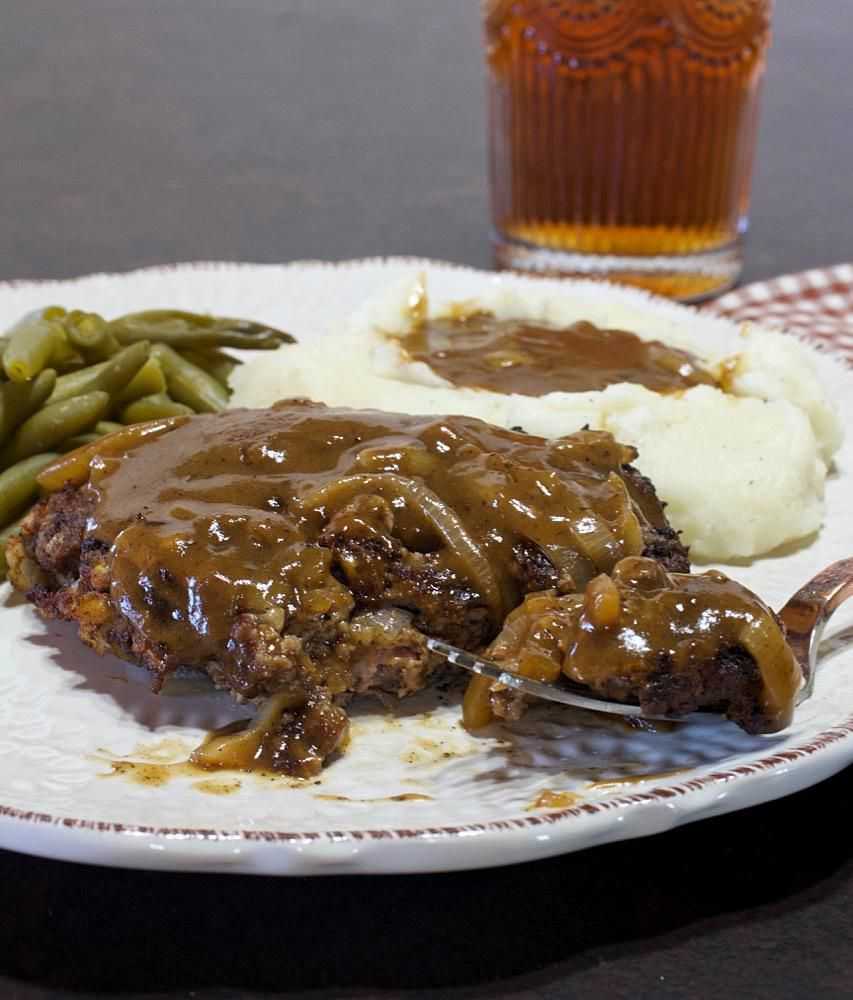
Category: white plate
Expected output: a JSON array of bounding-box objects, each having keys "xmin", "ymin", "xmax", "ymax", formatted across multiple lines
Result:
[{"xmin": 1, "ymin": 258, "xmax": 852, "ymax": 877}]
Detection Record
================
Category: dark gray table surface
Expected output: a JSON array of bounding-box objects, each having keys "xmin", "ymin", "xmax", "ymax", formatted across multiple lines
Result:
[{"xmin": 1, "ymin": 3, "xmax": 851, "ymax": 998}]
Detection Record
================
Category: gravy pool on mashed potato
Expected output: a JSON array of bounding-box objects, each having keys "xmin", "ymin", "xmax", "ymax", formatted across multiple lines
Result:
[{"xmin": 230, "ymin": 276, "xmax": 842, "ymax": 562}]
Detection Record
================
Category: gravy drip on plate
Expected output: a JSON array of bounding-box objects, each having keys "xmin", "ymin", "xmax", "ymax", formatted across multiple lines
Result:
[{"xmin": 399, "ymin": 312, "xmax": 718, "ymax": 396}]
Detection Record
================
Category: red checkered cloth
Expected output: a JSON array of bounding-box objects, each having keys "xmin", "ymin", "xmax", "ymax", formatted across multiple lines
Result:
[{"xmin": 703, "ymin": 263, "xmax": 853, "ymax": 364}]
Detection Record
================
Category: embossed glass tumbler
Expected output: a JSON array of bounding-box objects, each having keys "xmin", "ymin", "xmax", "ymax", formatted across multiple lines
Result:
[{"xmin": 484, "ymin": 1, "xmax": 773, "ymax": 301}]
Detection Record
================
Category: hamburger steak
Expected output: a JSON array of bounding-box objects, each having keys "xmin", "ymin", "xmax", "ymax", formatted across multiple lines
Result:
[{"xmin": 6, "ymin": 401, "xmax": 799, "ymax": 776}]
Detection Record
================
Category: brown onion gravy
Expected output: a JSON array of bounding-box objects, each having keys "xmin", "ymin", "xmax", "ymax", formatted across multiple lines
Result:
[
  {"xmin": 398, "ymin": 312, "xmax": 718, "ymax": 396},
  {"xmin": 87, "ymin": 401, "xmax": 650, "ymax": 673},
  {"xmin": 527, "ymin": 789, "xmax": 582, "ymax": 810},
  {"xmin": 74, "ymin": 402, "xmax": 799, "ymax": 764}
]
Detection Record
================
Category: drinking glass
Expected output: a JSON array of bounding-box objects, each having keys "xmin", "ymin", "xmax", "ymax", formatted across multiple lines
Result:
[{"xmin": 484, "ymin": 0, "xmax": 773, "ymax": 301}]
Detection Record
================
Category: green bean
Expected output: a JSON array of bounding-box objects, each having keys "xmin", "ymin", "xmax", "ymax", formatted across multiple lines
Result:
[
  {"xmin": 0, "ymin": 452, "xmax": 60, "ymax": 527},
  {"xmin": 92, "ymin": 340, "xmax": 150, "ymax": 397},
  {"xmin": 85, "ymin": 331, "xmax": 122, "ymax": 363},
  {"xmin": 59, "ymin": 307, "xmax": 121, "ymax": 362},
  {"xmin": 120, "ymin": 393, "xmax": 194, "ymax": 423},
  {"xmin": 49, "ymin": 341, "xmax": 150, "ymax": 405},
  {"xmin": 61, "ymin": 433, "xmax": 105, "ymax": 451},
  {"xmin": 0, "ymin": 515, "xmax": 26, "ymax": 580},
  {"xmin": 95, "ymin": 421, "xmax": 124, "ymax": 436},
  {"xmin": 151, "ymin": 343, "xmax": 228, "ymax": 413},
  {"xmin": 47, "ymin": 330, "xmax": 86, "ymax": 372},
  {"xmin": 0, "ymin": 390, "xmax": 110, "ymax": 466},
  {"xmin": 62, "ymin": 310, "xmax": 120, "ymax": 361},
  {"xmin": 114, "ymin": 357, "xmax": 166, "ymax": 404},
  {"xmin": 179, "ymin": 347, "xmax": 240, "ymax": 388},
  {"xmin": 2, "ymin": 312, "xmax": 62, "ymax": 382},
  {"xmin": 48, "ymin": 360, "xmax": 108, "ymax": 403},
  {"xmin": 0, "ymin": 370, "xmax": 57, "ymax": 442},
  {"xmin": 109, "ymin": 310, "xmax": 294, "ymax": 350},
  {"xmin": 62, "ymin": 310, "xmax": 105, "ymax": 346}
]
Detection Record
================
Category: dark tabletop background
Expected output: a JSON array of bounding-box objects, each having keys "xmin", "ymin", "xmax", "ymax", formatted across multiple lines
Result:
[{"xmin": 1, "ymin": 3, "xmax": 852, "ymax": 998}]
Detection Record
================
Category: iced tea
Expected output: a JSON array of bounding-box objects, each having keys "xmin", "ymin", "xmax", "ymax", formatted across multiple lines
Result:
[{"xmin": 485, "ymin": 0, "xmax": 772, "ymax": 300}]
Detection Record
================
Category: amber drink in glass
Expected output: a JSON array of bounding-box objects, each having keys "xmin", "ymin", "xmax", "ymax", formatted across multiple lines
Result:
[{"xmin": 484, "ymin": 0, "xmax": 773, "ymax": 300}]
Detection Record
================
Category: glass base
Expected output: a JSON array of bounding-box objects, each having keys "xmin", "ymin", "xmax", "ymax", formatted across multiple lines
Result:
[{"xmin": 493, "ymin": 233, "xmax": 743, "ymax": 304}]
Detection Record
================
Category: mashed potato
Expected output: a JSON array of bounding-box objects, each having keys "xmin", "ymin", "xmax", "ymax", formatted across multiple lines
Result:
[{"xmin": 231, "ymin": 275, "xmax": 843, "ymax": 561}]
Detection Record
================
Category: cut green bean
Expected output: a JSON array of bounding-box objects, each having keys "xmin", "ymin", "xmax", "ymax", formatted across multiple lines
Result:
[
  {"xmin": 84, "ymin": 330, "xmax": 122, "ymax": 363},
  {"xmin": 109, "ymin": 310, "xmax": 294, "ymax": 350},
  {"xmin": 0, "ymin": 370, "xmax": 57, "ymax": 443},
  {"xmin": 114, "ymin": 357, "xmax": 166, "ymax": 404},
  {"xmin": 0, "ymin": 514, "xmax": 27, "ymax": 580},
  {"xmin": 95, "ymin": 421, "xmax": 125, "ymax": 436},
  {"xmin": 88, "ymin": 340, "xmax": 150, "ymax": 399},
  {"xmin": 48, "ymin": 341, "xmax": 150, "ymax": 405},
  {"xmin": 179, "ymin": 347, "xmax": 240, "ymax": 388},
  {"xmin": 62, "ymin": 311, "xmax": 120, "ymax": 361},
  {"xmin": 48, "ymin": 360, "xmax": 108, "ymax": 404},
  {"xmin": 73, "ymin": 330, "xmax": 121, "ymax": 365},
  {"xmin": 0, "ymin": 452, "xmax": 61, "ymax": 527},
  {"xmin": 61, "ymin": 433, "xmax": 104, "ymax": 451},
  {"xmin": 120, "ymin": 393, "xmax": 194, "ymax": 423},
  {"xmin": 88, "ymin": 339, "xmax": 150, "ymax": 398},
  {"xmin": 63, "ymin": 310, "xmax": 108, "ymax": 347},
  {"xmin": 48, "ymin": 327, "xmax": 89, "ymax": 372},
  {"xmin": 0, "ymin": 390, "xmax": 111, "ymax": 466},
  {"xmin": 3, "ymin": 312, "xmax": 62, "ymax": 382},
  {"xmin": 151, "ymin": 343, "xmax": 228, "ymax": 413}
]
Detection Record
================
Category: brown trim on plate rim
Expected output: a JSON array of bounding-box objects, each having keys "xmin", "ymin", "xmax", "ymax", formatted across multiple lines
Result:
[{"xmin": 1, "ymin": 717, "xmax": 852, "ymax": 842}]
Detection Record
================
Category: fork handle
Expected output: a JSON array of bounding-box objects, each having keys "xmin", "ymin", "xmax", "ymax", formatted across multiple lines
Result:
[{"xmin": 778, "ymin": 557, "xmax": 853, "ymax": 698}]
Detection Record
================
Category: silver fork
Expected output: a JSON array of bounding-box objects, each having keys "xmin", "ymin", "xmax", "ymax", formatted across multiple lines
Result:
[{"xmin": 425, "ymin": 558, "xmax": 853, "ymax": 722}]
